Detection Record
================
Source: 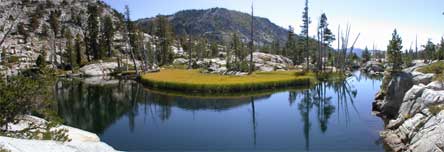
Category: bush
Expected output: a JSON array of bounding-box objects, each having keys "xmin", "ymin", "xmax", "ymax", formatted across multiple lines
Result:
[
  {"xmin": 0, "ymin": 75, "xmax": 54, "ymax": 132},
  {"xmin": 418, "ymin": 61, "xmax": 444, "ymax": 75}
]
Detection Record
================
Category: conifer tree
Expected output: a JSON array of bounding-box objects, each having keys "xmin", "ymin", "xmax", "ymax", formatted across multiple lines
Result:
[
  {"xmin": 74, "ymin": 34, "xmax": 82, "ymax": 67},
  {"xmin": 87, "ymin": 4, "xmax": 100, "ymax": 60},
  {"xmin": 424, "ymin": 39, "xmax": 436, "ymax": 62},
  {"xmin": 64, "ymin": 28, "xmax": 74, "ymax": 68},
  {"xmin": 101, "ymin": 15, "xmax": 115, "ymax": 58},
  {"xmin": 301, "ymin": 0, "xmax": 310, "ymax": 71},
  {"xmin": 436, "ymin": 37, "xmax": 444, "ymax": 61},
  {"xmin": 362, "ymin": 46, "xmax": 371, "ymax": 63},
  {"xmin": 386, "ymin": 29, "xmax": 403, "ymax": 71}
]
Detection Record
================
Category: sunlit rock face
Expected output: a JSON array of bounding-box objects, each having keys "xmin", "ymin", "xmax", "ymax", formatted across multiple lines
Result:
[{"xmin": 375, "ymin": 62, "xmax": 444, "ymax": 152}]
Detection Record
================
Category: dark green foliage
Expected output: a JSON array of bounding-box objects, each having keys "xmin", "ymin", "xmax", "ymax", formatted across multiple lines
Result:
[
  {"xmin": 74, "ymin": 34, "xmax": 83, "ymax": 67},
  {"xmin": 436, "ymin": 37, "xmax": 444, "ymax": 60},
  {"xmin": 362, "ymin": 46, "xmax": 371, "ymax": 63},
  {"xmin": 36, "ymin": 46, "xmax": 47, "ymax": 69},
  {"xmin": 286, "ymin": 26, "xmax": 296, "ymax": 61},
  {"xmin": 40, "ymin": 24, "xmax": 49, "ymax": 37},
  {"xmin": 424, "ymin": 39, "xmax": 436, "ymax": 62},
  {"xmin": 49, "ymin": 10, "xmax": 61, "ymax": 37},
  {"xmin": 155, "ymin": 15, "xmax": 174, "ymax": 66},
  {"xmin": 101, "ymin": 15, "xmax": 115, "ymax": 57},
  {"xmin": 210, "ymin": 42, "xmax": 219, "ymax": 58},
  {"xmin": 386, "ymin": 29, "xmax": 403, "ymax": 71},
  {"xmin": 300, "ymin": 0, "xmax": 310, "ymax": 71},
  {"xmin": 87, "ymin": 4, "xmax": 100, "ymax": 60},
  {"xmin": 29, "ymin": 14, "xmax": 40, "ymax": 32},
  {"xmin": 0, "ymin": 75, "xmax": 53, "ymax": 132},
  {"xmin": 230, "ymin": 33, "xmax": 248, "ymax": 71},
  {"xmin": 17, "ymin": 22, "xmax": 29, "ymax": 43},
  {"xmin": 64, "ymin": 28, "xmax": 74, "ymax": 68}
]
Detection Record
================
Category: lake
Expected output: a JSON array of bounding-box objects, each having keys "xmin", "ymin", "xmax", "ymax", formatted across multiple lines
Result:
[{"xmin": 54, "ymin": 71, "xmax": 385, "ymax": 151}]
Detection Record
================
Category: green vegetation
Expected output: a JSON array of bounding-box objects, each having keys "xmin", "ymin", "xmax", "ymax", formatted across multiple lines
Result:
[
  {"xmin": 418, "ymin": 61, "xmax": 444, "ymax": 81},
  {"xmin": 429, "ymin": 104, "xmax": 444, "ymax": 115},
  {"xmin": 140, "ymin": 69, "xmax": 318, "ymax": 93},
  {"xmin": 0, "ymin": 72, "xmax": 69, "ymax": 142},
  {"xmin": 386, "ymin": 29, "xmax": 403, "ymax": 71}
]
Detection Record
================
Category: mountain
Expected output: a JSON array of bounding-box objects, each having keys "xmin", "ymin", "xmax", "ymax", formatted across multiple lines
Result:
[{"xmin": 135, "ymin": 8, "xmax": 290, "ymax": 46}]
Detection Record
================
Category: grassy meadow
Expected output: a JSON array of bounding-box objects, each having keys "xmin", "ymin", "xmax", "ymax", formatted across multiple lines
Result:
[{"xmin": 140, "ymin": 69, "xmax": 318, "ymax": 93}]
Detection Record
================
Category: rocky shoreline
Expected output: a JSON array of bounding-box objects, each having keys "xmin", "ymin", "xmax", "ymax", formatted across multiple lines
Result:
[
  {"xmin": 0, "ymin": 116, "xmax": 118, "ymax": 152},
  {"xmin": 373, "ymin": 62, "xmax": 444, "ymax": 152}
]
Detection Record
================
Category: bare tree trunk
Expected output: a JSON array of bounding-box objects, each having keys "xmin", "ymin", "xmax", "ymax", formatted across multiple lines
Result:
[{"xmin": 249, "ymin": 2, "xmax": 254, "ymax": 75}]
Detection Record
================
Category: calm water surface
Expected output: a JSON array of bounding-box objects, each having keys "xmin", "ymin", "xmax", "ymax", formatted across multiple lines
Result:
[{"xmin": 55, "ymin": 71, "xmax": 385, "ymax": 151}]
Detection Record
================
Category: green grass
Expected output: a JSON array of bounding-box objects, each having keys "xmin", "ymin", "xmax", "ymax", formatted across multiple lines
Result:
[
  {"xmin": 418, "ymin": 61, "xmax": 444, "ymax": 82},
  {"xmin": 418, "ymin": 61, "xmax": 444, "ymax": 74},
  {"xmin": 429, "ymin": 104, "xmax": 444, "ymax": 115},
  {"xmin": 140, "ymin": 69, "xmax": 318, "ymax": 93}
]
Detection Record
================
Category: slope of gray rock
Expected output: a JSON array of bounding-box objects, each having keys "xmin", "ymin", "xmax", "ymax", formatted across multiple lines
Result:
[{"xmin": 373, "ymin": 63, "xmax": 444, "ymax": 152}]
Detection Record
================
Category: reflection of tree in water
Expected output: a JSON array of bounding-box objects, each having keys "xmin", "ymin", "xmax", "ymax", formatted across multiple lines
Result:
[
  {"xmin": 55, "ymin": 79, "xmax": 271, "ymax": 134},
  {"xmin": 54, "ymin": 79, "xmax": 138, "ymax": 134},
  {"xmin": 291, "ymin": 78, "xmax": 358, "ymax": 151}
]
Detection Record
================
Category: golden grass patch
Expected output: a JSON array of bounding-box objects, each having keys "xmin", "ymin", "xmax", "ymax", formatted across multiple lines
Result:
[{"xmin": 140, "ymin": 69, "xmax": 317, "ymax": 93}]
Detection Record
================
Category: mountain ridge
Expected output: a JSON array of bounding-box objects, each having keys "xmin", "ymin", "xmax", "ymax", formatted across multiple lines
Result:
[{"xmin": 135, "ymin": 7, "xmax": 291, "ymax": 46}]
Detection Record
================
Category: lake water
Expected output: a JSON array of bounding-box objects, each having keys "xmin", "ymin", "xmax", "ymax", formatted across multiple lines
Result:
[{"xmin": 54, "ymin": 71, "xmax": 385, "ymax": 151}]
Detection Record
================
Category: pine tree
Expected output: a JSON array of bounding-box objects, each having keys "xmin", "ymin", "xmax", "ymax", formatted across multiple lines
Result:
[
  {"xmin": 125, "ymin": 5, "xmax": 139, "ymax": 74},
  {"xmin": 87, "ymin": 5, "xmax": 100, "ymax": 60},
  {"xmin": 300, "ymin": 0, "xmax": 311, "ymax": 71},
  {"xmin": 74, "ymin": 34, "xmax": 82, "ymax": 67},
  {"xmin": 387, "ymin": 29, "xmax": 403, "ymax": 71},
  {"xmin": 286, "ymin": 26, "xmax": 296, "ymax": 61},
  {"xmin": 320, "ymin": 13, "xmax": 335, "ymax": 71},
  {"xmin": 362, "ymin": 46, "xmax": 371, "ymax": 63},
  {"xmin": 155, "ymin": 15, "xmax": 173, "ymax": 66},
  {"xmin": 436, "ymin": 37, "xmax": 444, "ymax": 61},
  {"xmin": 29, "ymin": 14, "xmax": 40, "ymax": 32},
  {"xmin": 64, "ymin": 28, "xmax": 74, "ymax": 68},
  {"xmin": 424, "ymin": 39, "xmax": 436, "ymax": 62},
  {"xmin": 17, "ymin": 22, "xmax": 29, "ymax": 43},
  {"xmin": 36, "ymin": 47, "xmax": 47, "ymax": 69},
  {"xmin": 49, "ymin": 10, "xmax": 61, "ymax": 64},
  {"xmin": 101, "ymin": 15, "xmax": 115, "ymax": 58}
]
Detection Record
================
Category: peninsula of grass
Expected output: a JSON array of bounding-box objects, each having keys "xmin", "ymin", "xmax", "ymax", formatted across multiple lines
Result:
[{"xmin": 140, "ymin": 69, "xmax": 318, "ymax": 93}]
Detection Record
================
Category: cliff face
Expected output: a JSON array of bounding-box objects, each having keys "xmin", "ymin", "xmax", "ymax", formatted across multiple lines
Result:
[
  {"xmin": 0, "ymin": 0, "xmax": 125, "ymax": 74},
  {"xmin": 373, "ymin": 62, "xmax": 444, "ymax": 152}
]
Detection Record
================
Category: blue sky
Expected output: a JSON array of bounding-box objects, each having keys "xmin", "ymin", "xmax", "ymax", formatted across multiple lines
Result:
[{"xmin": 104, "ymin": 0, "xmax": 444, "ymax": 50}]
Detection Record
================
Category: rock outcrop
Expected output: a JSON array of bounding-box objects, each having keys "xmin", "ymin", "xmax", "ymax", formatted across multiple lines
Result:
[
  {"xmin": 174, "ymin": 52, "xmax": 293, "ymax": 75},
  {"xmin": 361, "ymin": 61, "xmax": 384, "ymax": 75},
  {"xmin": 79, "ymin": 60, "xmax": 159, "ymax": 77},
  {"xmin": 373, "ymin": 72, "xmax": 414, "ymax": 119},
  {"xmin": 374, "ymin": 63, "xmax": 444, "ymax": 152},
  {"xmin": 0, "ymin": 115, "xmax": 117, "ymax": 152}
]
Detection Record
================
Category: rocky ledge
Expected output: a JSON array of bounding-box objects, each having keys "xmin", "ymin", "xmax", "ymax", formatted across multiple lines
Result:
[
  {"xmin": 373, "ymin": 63, "xmax": 444, "ymax": 152},
  {"xmin": 173, "ymin": 52, "xmax": 294, "ymax": 75},
  {"xmin": 0, "ymin": 116, "xmax": 118, "ymax": 152}
]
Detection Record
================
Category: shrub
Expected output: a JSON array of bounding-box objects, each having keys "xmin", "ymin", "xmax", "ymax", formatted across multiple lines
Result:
[{"xmin": 0, "ymin": 74, "xmax": 54, "ymax": 132}]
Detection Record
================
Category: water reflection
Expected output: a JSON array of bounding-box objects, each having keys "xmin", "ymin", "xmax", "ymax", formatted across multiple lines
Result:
[
  {"xmin": 54, "ymin": 72, "xmax": 384, "ymax": 151},
  {"xmin": 55, "ymin": 79, "xmax": 270, "ymax": 133}
]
